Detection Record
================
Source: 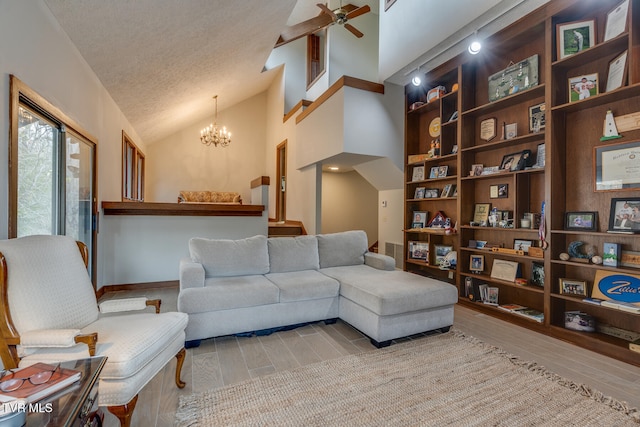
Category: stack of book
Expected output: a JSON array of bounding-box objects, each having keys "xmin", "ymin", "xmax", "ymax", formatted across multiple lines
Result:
[{"xmin": 498, "ymin": 304, "xmax": 543, "ymax": 323}]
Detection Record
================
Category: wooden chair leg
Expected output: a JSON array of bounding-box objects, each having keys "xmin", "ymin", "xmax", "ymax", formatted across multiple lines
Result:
[
  {"xmin": 107, "ymin": 394, "xmax": 138, "ymax": 427},
  {"xmin": 175, "ymin": 347, "xmax": 186, "ymax": 389}
]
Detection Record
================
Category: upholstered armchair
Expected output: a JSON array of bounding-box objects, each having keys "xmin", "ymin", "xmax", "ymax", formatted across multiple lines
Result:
[{"xmin": 0, "ymin": 235, "xmax": 188, "ymax": 427}]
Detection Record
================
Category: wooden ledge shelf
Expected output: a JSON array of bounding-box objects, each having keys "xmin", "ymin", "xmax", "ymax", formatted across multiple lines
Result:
[{"xmin": 101, "ymin": 201, "xmax": 265, "ymax": 217}]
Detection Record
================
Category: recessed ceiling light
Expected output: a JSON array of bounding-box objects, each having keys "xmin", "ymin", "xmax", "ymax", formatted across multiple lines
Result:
[{"xmin": 328, "ymin": 166, "xmax": 339, "ymax": 171}]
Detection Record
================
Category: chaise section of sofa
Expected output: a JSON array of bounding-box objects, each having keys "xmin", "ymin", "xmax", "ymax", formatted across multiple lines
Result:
[{"xmin": 178, "ymin": 230, "xmax": 457, "ymax": 348}]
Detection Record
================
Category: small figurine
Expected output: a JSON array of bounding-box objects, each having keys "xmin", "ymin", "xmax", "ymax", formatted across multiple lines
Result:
[{"xmin": 600, "ymin": 109, "xmax": 621, "ymax": 141}]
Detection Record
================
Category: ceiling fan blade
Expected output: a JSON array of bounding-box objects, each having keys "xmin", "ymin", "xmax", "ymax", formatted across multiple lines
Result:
[
  {"xmin": 317, "ymin": 3, "xmax": 338, "ymax": 19},
  {"xmin": 276, "ymin": 14, "xmax": 334, "ymax": 47},
  {"xmin": 344, "ymin": 23, "xmax": 364, "ymax": 38},
  {"xmin": 346, "ymin": 5, "xmax": 370, "ymax": 20}
]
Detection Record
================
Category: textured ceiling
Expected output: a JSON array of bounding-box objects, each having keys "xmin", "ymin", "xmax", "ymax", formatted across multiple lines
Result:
[{"xmin": 43, "ymin": 0, "xmax": 375, "ymax": 145}]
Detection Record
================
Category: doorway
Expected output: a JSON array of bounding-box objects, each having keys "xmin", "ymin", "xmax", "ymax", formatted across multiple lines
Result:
[{"xmin": 276, "ymin": 140, "xmax": 287, "ymax": 222}]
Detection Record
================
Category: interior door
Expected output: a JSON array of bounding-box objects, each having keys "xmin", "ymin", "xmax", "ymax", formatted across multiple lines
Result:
[{"xmin": 276, "ymin": 140, "xmax": 287, "ymax": 222}]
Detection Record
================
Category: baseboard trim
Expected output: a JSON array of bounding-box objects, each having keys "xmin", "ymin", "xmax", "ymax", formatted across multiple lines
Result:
[{"xmin": 96, "ymin": 280, "xmax": 179, "ymax": 299}]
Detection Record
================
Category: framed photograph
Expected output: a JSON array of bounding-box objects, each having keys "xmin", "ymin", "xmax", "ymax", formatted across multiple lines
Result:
[
  {"xmin": 514, "ymin": 239, "xmax": 534, "ymax": 253},
  {"xmin": 408, "ymin": 241, "xmax": 429, "ymax": 261},
  {"xmin": 434, "ymin": 245, "xmax": 453, "ymax": 266},
  {"xmin": 531, "ymin": 261, "xmax": 545, "ymax": 287},
  {"xmin": 442, "ymin": 184, "xmax": 452, "ymax": 198},
  {"xmin": 412, "ymin": 211, "xmax": 428, "ymax": 228},
  {"xmin": 429, "ymin": 167, "xmax": 439, "ymax": 179},
  {"xmin": 451, "ymin": 144, "xmax": 458, "ymax": 154},
  {"xmin": 470, "ymin": 254, "xmax": 484, "ymax": 272},
  {"xmin": 559, "ymin": 278, "xmax": 588, "ymax": 296},
  {"xmin": 568, "ymin": 73, "xmax": 598, "ymax": 102},
  {"xmin": 594, "ymin": 140, "xmax": 640, "ymax": 191},
  {"xmin": 529, "ymin": 103, "xmax": 546, "ymax": 132},
  {"xmin": 480, "ymin": 117, "xmax": 497, "ymax": 141},
  {"xmin": 620, "ymin": 250, "xmax": 640, "ymax": 269},
  {"xmin": 411, "ymin": 165, "xmax": 425, "ymax": 182},
  {"xmin": 564, "ymin": 211, "xmax": 598, "ymax": 231},
  {"xmin": 504, "ymin": 123, "xmax": 517, "ymax": 140},
  {"xmin": 414, "ymin": 187, "xmax": 425, "ymax": 199},
  {"xmin": 606, "ymin": 50, "xmax": 628, "ymax": 92},
  {"xmin": 608, "ymin": 197, "xmax": 640, "ymax": 233},
  {"xmin": 438, "ymin": 165, "xmax": 448, "ymax": 178},
  {"xmin": 500, "ymin": 152, "xmax": 522, "ymax": 171},
  {"xmin": 473, "ymin": 203, "xmax": 491, "ymax": 224},
  {"xmin": 604, "ymin": 0, "xmax": 629, "ymax": 41},
  {"xmin": 471, "ymin": 164, "xmax": 484, "ymax": 177},
  {"xmin": 425, "ymin": 188, "xmax": 439, "ymax": 198},
  {"xmin": 556, "ymin": 20, "xmax": 595, "ymax": 60}
]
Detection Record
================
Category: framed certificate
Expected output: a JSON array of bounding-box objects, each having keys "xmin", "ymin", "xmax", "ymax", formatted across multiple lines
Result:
[
  {"xmin": 594, "ymin": 140, "xmax": 640, "ymax": 191},
  {"xmin": 606, "ymin": 50, "xmax": 627, "ymax": 92},
  {"xmin": 490, "ymin": 259, "xmax": 520, "ymax": 282},
  {"xmin": 604, "ymin": 0, "xmax": 629, "ymax": 42},
  {"xmin": 480, "ymin": 118, "xmax": 497, "ymax": 141}
]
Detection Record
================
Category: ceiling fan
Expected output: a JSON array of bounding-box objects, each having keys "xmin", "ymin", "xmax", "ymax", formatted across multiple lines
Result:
[{"xmin": 275, "ymin": 2, "xmax": 371, "ymax": 48}]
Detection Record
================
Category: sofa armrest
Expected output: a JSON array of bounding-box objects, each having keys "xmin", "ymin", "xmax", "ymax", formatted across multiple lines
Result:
[
  {"xmin": 99, "ymin": 297, "xmax": 161, "ymax": 314},
  {"xmin": 20, "ymin": 329, "xmax": 83, "ymax": 348},
  {"xmin": 364, "ymin": 252, "xmax": 395, "ymax": 271},
  {"xmin": 180, "ymin": 258, "xmax": 205, "ymax": 289}
]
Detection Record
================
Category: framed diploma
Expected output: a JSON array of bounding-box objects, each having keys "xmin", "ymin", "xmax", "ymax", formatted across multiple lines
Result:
[
  {"xmin": 480, "ymin": 118, "xmax": 496, "ymax": 141},
  {"xmin": 594, "ymin": 140, "xmax": 640, "ymax": 191},
  {"xmin": 604, "ymin": 0, "xmax": 629, "ymax": 42},
  {"xmin": 606, "ymin": 50, "xmax": 627, "ymax": 92},
  {"xmin": 490, "ymin": 259, "xmax": 520, "ymax": 282}
]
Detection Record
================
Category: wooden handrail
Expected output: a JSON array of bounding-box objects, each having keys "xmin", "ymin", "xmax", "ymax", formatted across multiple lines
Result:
[
  {"xmin": 101, "ymin": 201, "xmax": 264, "ymax": 216},
  {"xmin": 296, "ymin": 76, "xmax": 384, "ymax": 124},
  {"xmin": 250, "ymin": 176, "xmax": 270, "ymax": 188},
  {"xmin": 283, "ymin": 100, "xmax": 312, "ymax": 123}
]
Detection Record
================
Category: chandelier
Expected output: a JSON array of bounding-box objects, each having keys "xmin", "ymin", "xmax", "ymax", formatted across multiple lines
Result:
[{"xmin": 200, "ymin": 95, "xmax": 231, "ymax": 147}]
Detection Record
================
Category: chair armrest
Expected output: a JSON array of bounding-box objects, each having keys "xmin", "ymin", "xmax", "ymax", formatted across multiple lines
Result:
[
  {"xmin": 180, "ymin": 258, "xmax": 205, "ymax": 289},
  {"xmin": 98, "ymin": 297, "xmax": 161, "ymax": 314},
  {"xmin": 364, "ymin": 252, "xmax": 396, "ymax": 271},
  {"xmin": 20, "ymin": 330, "xmax": 98, "ymax": 356}
]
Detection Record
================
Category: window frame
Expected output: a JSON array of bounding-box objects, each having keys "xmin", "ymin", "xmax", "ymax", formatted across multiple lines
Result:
[
  {"xmin": 307, "ymin": 30, "xmax": 327, "ymax": 89},
  {"xmin": 121, "ymin": 131, "xmax": 145, "ymax": 202}
]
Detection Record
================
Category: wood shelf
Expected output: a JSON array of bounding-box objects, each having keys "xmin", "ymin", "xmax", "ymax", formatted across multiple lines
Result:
[{"xmin": 461, "ymin": 84, "xmax": 545, "ymax": 118}]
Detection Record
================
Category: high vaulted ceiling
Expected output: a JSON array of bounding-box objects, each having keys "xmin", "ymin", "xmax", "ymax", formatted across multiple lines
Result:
[{"xmin": 43, "ymin": 0, "xmax": 376, "ymax": 145}]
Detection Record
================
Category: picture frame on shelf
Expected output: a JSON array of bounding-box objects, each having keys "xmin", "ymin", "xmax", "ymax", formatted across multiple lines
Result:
[
  {"xmin": 535, "ymin": 143, "xmax": 545, "ymax": 168},
  {"xmin": 603, "ymin": 242, "xmax": 622, "ymax": 267},
  {"xmin": 442, "ymin": 184, "xmax": 452, "ymax": 198},
  {"xmin": 531, "ymin": 261, "xmax": 544, "ymax": 287},
  {"xmin": 559, "ymin": 278, "xmax": 588, "ymax": 296},
  {"xmin": 470, "ymin": 254, "xmax": 484, "ymax": 273},
  {"xmin": 594, "ymin": 140, "xmax": 640, "ymax": 191},
  {"xmin": 438, "ymin": 165, "xmax": 448, "ymax": 178},
  {"xmin": 434, "ymin": 245, "xmax": 453, "ymax": 266},
  {"xmin": 490, "ymin": 184, "xmax": 508, "ymax": 199},
  {"xmin": 528, "ymin": 102, "xmax": 546, "ymax": 133},
  {"xmin": 514, "ymin": 239, "xmax": 534, "ymax": 253},
  {"xmin": 411, "ymin": 222, "xmax": 423, "ymax": 229},
  {"xmin": 414, "ymin": 187, "xmax": 425, "ymax": 199},
  {"xmin": 606, "ymin": 50, "xmax": 628, "ymax": 92},
  {"xmin": 471, "ymin": 164, "xmax": 484, "ymax": 177},
  {"xmin": 608, "ymin": 197, "xmax": 640, "ymax": 233},
  {"xmin": 408, "ymin": 241, "xmax": 429, "ymax": 261},
  {"xmin": 429, "ymin": 167, "xmax": 439, "ymax": 179},
  {"xmin": 604, "ymin": 0, "xmax": 629, "ymax": 42},
  {"xmin": 451, "ymin": 144, "xmax": 458, "ymax": 154},
  {"xmin": 490, "ymin": 259, "xmax": 520, "ymax": 282},
  {"xmin": 556, "ymin": 20, "xmax": 595, "ymax": 60},
  {"xmin": 425, "ymin": 188, "xmax": 439, "ymax": 198},
  {"xmin": 504, "ymin": 123, "xmax": 517, "ymax": 140},
  {"xmin": 564, "ymin": 211, "xmax": 598, "ymax": 231},
  {"xmin": 411, "ymin": 165, "xmax": 425, "ymax": 182},
  {"xmin": 568, "ymin": 73, "xmax": 598, "ymax": 102},
  {"xmin": 412, "ymin": 211, "xmax": 429, "ymax": 228},
  {"xmin": 499, "ymin": 152, "xmax": 522, "ymax": 171},
  {"xmin": 473, "ymin": 203, "xmax": 491, "ymax": 224}
]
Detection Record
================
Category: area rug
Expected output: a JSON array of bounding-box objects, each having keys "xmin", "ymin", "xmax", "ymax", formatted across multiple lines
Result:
[{"xmin": 176, "ymin": 330, "xmax": 639, "ymax": 426}]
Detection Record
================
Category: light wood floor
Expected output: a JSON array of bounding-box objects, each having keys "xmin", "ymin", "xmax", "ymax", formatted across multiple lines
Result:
[{"xmin": 99, "ymin": 288, "xmax": 640, "ymax": 427}]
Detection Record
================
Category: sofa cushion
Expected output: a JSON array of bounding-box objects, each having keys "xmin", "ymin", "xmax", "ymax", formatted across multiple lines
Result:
[
  {"xmin": 265, "ymin": 270, "xmax": 339, "ymax": 302},
  {"xmin": 189, "ymin": 235, "xmax": 269, "ymax": 277},
  {"xmin": 317, "ymin": 230, "xmax": 368, "ymax": 268},
  {"xmin": 320, "ymin": 265, "xmax": 457, "ymax": 316},
  {"xmin": 268, "ymin": 236, "xmax": 319, "ymax": 273},
  {"xmin": 178, "ymin": 275, "xmax": 279, "ymax": 314}
]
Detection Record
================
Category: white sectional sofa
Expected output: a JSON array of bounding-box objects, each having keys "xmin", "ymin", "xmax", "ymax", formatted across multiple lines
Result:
[{"xmin": 178, "ymin": 231, "xmax": 457, "ymax": 348}]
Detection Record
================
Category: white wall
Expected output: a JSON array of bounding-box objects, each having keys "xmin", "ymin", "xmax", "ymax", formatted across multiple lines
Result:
[
  {"xmin": 0, "ymin": 1, "xmax": 144, "ymax": 288},
  {"xmin": 145, "ymin": 93, "xmax": 268, "ymax": 203},
  {"xmin": 321, "ymin": 171, "xmax": 378, "ymax": 246},
  {"xmin": 329, "ymin": 12, "xmax": 379, "ymax": 84},
  {"xmin": 265, "ymin": 40, "xmax": 307, "ymax": 114},
  {"xmin": 378, "ymin": 189, "xmax": 404, "ymax": 255}
]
